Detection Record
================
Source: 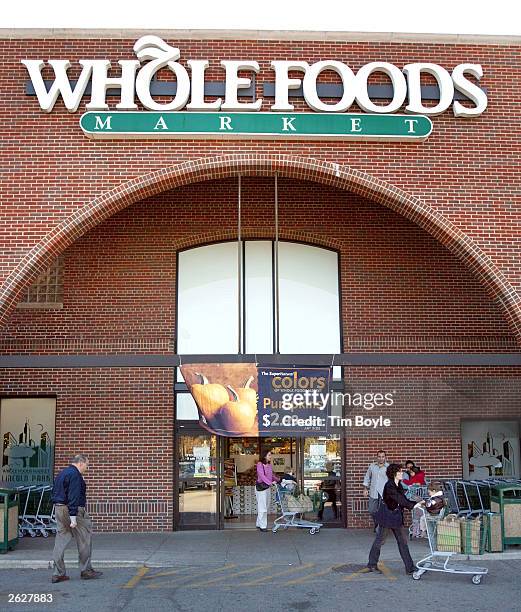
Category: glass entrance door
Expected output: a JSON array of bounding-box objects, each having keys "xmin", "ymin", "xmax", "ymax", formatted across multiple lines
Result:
[
  {"xmin": 301, "ymin": 436, "xmax": 344, "ymax": 526},
  {"xmin": 177, "ymin": 433, "xmax": 220, "ymax": 529},
  {"xmin": 175, "ymin": 432, "xmax": 344, "ymax": 529}
]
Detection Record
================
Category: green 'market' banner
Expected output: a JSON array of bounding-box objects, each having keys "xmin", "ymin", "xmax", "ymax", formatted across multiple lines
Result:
[{"xmin": 80, "ymin": 111, "xmax": 432, "ymax": 141}]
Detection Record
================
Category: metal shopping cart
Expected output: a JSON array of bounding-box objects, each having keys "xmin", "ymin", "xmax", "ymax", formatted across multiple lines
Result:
[
  {"xmin": 412, "ymin": 507, "xmax": 488, "ymax": 585},
  {"xmin": 443, "ymin": 480, "xmax": 459, "ymax": 514},
  {"xmin": 33, "ymin": 486, "xmax": 57, "ymax": 537},
  {"xmin": 17, "ymin": 486, "xmax": 38, "ymax": 538},
  {"xmin": 406, "ymin": 484, "xmax": 429, "ymax": 539},
  {"xmin": 17, "ymin": 485, "xmax": 57, "ymax": 538},
  {"xmin": 272, "ymin": 484, "xmax": 323, "ymax": 535}
]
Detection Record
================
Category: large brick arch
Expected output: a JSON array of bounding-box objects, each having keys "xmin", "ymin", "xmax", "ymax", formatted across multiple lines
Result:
[{"xmin": 1, "ymin": 154, "xmax": 520, "ymax": 341}]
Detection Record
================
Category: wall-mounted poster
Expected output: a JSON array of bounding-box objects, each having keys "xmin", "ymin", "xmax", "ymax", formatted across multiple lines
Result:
[
  {"xmin": 0, "ymin": 398, "xmax": 56, "ymax": 487},
  {"xmin": 461, "ymin": 420, "xmax": 520, "ymax": 479}
]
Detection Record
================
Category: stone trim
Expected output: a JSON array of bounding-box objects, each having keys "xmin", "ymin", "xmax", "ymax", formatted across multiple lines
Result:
[{"xmin": 1, "ymin": 29, "xmax": 520, "ymax": 46}]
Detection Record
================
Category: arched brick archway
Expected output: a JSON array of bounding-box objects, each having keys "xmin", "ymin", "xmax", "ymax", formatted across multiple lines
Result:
[{"xmin": 1, "ymin": 154, "xmax": 520, "ymax": 340}]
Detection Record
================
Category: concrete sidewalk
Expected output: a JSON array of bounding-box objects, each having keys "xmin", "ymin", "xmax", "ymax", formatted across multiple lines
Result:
[{"xmin": 1, "ymin": 529, "xmax": 520, "ymax": 569}]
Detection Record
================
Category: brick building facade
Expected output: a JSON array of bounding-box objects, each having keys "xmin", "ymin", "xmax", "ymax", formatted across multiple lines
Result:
[{"xmin": 0, "ymin": 30, "xmax": 520, "ymax": 530}]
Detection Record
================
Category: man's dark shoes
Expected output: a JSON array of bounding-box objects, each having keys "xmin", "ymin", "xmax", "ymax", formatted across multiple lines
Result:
[
  {"xmin": 81, "ymin": 570, "xmax": 103, "ymax": 580},
  {"xmin": 367, "ymin": 566, "xmax": 382, "ymax": 573},
  {"xmin": 51, "ymin": 575, "xmax": 70, "ymax": 584},
  {"xmin": 406, "ymin": 569, "xmax": 415, "ymax": 575}
]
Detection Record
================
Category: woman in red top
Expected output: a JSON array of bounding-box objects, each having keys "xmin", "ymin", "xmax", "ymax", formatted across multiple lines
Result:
[{"xmin": 403, "ymin": 465, "xmax": 426, "ymax": 486}]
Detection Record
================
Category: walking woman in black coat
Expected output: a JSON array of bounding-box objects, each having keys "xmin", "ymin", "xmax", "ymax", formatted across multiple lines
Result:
[{"xmin": 367, "ymin": 463, "xmax": 416, "ymax": 575}]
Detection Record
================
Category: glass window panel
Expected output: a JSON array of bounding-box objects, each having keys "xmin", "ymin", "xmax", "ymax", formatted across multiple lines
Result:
[
  {"xmin": 177, "ymin": 240, "xmax": 342, "ymax": 380},
  {"xmin": 178, "ymin": 435, "xmax": 217, "ymax": 527},
  {"xmin": 245, "ymin": 241, "xmax": 273, "ymax": 353},
  {"xmin": 176, "ymin": 394, "xmax": 200, "ymax": 420},
  {"xmin": 178, "ymin": 242, "xmax": 239, "ymax": 355},
  {"xmin": 278, "ymin": 243, "xmax": 341, "ymax": 376},
  {"xmin": 303, "ymin": 436, "xmax": 342, "ymax": 525},
  {"xmin": 177, "ymin": 242, "xmax": 239, "ymax": 381}
]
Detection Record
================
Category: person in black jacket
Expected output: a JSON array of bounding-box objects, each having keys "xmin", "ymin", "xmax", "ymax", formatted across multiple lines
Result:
[
  {"xmin": 50, "ymin": 454, "xmax": 103, "ymax": 583},
  {"xmin": 367, "ymin": 463, "xmax": 416, "ymax": 575}
]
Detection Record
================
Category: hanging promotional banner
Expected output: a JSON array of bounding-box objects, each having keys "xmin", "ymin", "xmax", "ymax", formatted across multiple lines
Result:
[
  {"xmin": 180, "ymin": 363, "xmax": 332, "ymax": 437},
  {"xmin": 257, "ymin": 366, "xmax": 332, "ymax": 435}
]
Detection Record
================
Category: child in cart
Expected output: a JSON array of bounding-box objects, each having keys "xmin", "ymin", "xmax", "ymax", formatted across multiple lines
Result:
[
  {"xmin": 412, "ymin": 481, "xmax": 445, "ymax": 537},
  {"xmin": 280, "ymin": 471, "xmax": 297, "ymax": 493}
]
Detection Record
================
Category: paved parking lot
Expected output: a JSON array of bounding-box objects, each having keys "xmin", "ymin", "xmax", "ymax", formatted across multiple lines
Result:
[{"xmin": 1, "ymin": 559, "xmax": 521, "ymax": 612}]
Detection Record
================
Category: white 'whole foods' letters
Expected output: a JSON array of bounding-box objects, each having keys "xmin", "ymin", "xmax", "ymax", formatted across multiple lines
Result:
[{"xmin": 22, "ymin": 36, "xmax": 488, "ymax": 118}]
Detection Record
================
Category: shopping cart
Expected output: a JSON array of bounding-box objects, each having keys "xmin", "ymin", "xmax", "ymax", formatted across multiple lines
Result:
[
  {"xmin": 33, "ymin": 486, "xmax": 57, "ymax": 537},
  {"xmin": 17, "ymin": 485, "xmax": 57, "ymax": 538},
  {"xmin": 443, "ymin": 480, "xmax": 459, "ymax": 514},
  {"xmin": 405, "ymin": 484, "xmax": 429, "ymax": 501},
  {"xmin": 468, "ymin": 480, "xmax": 492, "ymax": 513},
  {"xmin": 272, "ymin": 484, "xmax": 323, "ymax": 535},
  {"xmin": 406, "ymin": 484, "xmax": 429, "ymax": 539},
  {"xmin": 17, "ymin": 486, "xmax": 38, "ymax": 538},
  {"xmin": 412, "ymin": 507, "xmax": 488, "ymax": 585}
]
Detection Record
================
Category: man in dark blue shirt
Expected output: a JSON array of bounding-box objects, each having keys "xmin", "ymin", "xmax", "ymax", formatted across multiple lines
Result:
[{"xmin": 51, "ymin": 454, "xmax": 102, "ymax": 583}]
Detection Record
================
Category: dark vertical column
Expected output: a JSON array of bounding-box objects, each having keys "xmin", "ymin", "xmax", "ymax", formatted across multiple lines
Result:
[
  {"xmin": 237, "ymin": 174, "xmax": 243, "ymax": 354},
  {"xmin": 273, "ymin": 174, "xmax": 280, "ymax": 354}
]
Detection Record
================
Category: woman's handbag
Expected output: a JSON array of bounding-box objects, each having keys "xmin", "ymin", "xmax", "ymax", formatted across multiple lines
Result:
[
  {"xmin": 256, "ymin": 463, "xmax": 270, "ymax": 491},
  {"xmin": 374, "ymin": 499, "xmax": 403, "ymax": 528}
]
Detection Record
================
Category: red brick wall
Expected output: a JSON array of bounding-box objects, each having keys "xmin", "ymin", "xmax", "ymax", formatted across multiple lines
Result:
[
  {"xmin": 0, "ymin": 177, "xmax": 519, "ymax": 530},
  {"xmin": 0, "ymin": 368, "xmax": 174, "ymax": 531},
  {"xmin": 344, "ymin": 367, "xmax": 521, "ymax": 527},
  {"xmin": 1, "ymin": 36, "xmax": 521, "ymax": 314},
  {"xmin": 1, "ymin": 34, "xmax": 521, "ymax": 530},
  {"xmin": 0, "ymin": 178, "xmax": 515, "ymax": 353}
]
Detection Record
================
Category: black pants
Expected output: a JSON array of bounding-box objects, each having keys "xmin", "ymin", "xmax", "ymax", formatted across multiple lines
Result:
[{"xmin": 368, "ymin": 524, "xmax": 414, "ymax": 573}]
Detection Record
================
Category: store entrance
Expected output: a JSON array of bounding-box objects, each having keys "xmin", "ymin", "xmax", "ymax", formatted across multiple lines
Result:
[
  {"xmin": 176, "ymin": 429, "xmax": 344, "ymax": 530},
  {"xmin": 223, "ymin": 437, "xmax": 299, "ymax": 529}
]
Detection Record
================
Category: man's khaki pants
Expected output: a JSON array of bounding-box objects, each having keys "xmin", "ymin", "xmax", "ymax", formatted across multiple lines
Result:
[{"xmin": 52, "ymin": 506, "xmax": 93, "ymax": 576}]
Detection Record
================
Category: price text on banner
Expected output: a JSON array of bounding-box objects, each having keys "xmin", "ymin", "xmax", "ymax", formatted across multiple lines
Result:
[{"xmin": 257, "ymin": 366, "xmax": 332, "ymax": 436}]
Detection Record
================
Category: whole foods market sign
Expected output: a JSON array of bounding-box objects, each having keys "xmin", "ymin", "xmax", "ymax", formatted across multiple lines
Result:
[{"xmin": 23, "ymin": 35, "xmax": 487, "ymax": 141}]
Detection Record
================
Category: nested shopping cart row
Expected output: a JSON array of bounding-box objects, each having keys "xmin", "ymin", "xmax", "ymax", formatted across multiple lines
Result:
[
  {"xmin": 443, "ymin": 477, "xmax": 521, "ymax": 517},
  {"xmin": 16, "ymin": 485, "xmax": 57, "ymax": 538}
]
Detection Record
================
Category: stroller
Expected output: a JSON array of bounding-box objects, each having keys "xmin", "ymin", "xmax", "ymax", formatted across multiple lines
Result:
[{"xmin": 272, "ymin": 482, "xmax": 323, "ymax": 534}]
